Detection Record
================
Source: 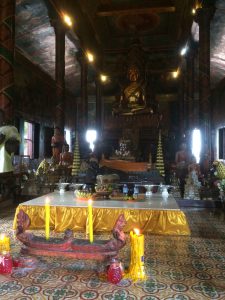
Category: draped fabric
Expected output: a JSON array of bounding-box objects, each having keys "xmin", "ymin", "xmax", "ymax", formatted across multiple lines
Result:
[{"xmin": 13, "ymin": 205, "xmax": 190, "ymax": 235}]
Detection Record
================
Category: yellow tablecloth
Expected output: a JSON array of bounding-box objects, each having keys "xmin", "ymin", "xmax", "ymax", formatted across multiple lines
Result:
[{"xmin": 13, "ymin": 204, "xmax": 190, "ymax": 235}]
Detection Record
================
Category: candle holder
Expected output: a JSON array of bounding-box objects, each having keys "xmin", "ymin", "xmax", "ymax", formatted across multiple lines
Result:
[
  {"xmin": 107, "ymin": 258, "xmax": 123, "ymax": 284},
  {"xmin": 57, "ymin": 182, "xmax": 69, "ymax": 194},
  {"xmin": 0, "ymin": 252, "xmax": 13, "ymax": 274},
  {"xmin": 144, "ymin": 185, "xmax": 153, "ymax": 198}
]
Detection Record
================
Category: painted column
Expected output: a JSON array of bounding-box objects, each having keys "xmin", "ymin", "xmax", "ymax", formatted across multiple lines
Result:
[
  {"xmin": 52, "ymin": 20, "xmax": 66, "ymax": 133},
  {"xmin": 147, "ymin": 75, "xmax": 157, "ymax": 113},
  {"xmin": 179, "ymin": 68, "xmax": 185, "ymax": 137},
  {"xmin": 196, "ymin": 6, "xmax": 214, "ymax": 163},
  {"xmin": 0, "ymin": 0, "xmax": 15, "ymax": 124},
  {"xmin": 181, "ymin": 61, "xmax": 188, "ymax": 136},
  {"xmin": 79, "ymin": 53, "xmax": 88, "ymax": 130},
  {"xmin": 186, "ymin": 50, "xmax": 195, "ymax": 130},
  {"xmin": 95, "ymin": 76, "xmax": 102, "ymax": 134},
  {"xmin": 193, "ymin": 50, "xmax": 199, "ymax": 128}
]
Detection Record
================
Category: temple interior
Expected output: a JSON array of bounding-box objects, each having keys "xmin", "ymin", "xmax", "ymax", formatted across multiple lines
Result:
[{"xmin": 1, "ymin": 0, "xmax": 225, "ymax": 299}]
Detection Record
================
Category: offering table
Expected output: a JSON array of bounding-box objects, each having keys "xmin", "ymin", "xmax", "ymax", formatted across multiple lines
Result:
[{"xmin": 13, "ymin": 191, "xmax": 190, "ymax": 235}]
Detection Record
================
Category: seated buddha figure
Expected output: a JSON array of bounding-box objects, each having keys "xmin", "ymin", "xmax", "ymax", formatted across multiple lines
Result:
[{"xmin": 113, "ymin": 65, "xmax": 147, "ymax": 115}]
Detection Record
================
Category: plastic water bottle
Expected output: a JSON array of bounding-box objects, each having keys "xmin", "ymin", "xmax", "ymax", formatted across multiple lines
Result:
[
  {"xmin": 123, "ymin": 184, "xmax": 128, "ymax": 196},
  {"xmin": 133, "ymin": 184, "xmax": 139, "ymax": 199}
]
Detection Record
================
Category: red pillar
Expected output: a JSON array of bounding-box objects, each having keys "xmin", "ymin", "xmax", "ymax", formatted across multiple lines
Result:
[{"xmin": 0, "ymin": 0, "xmax": 15, "ymax": 124}]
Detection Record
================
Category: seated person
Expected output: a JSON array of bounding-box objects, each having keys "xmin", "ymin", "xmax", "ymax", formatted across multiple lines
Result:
[{"xmin": 59, "ymin": 144, "xmax": 73, "ymax": 167}]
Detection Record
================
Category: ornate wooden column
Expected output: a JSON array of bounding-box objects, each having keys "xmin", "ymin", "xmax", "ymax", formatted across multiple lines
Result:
[
  {"xmin": 193, "ymin": 50, "xmax": 199, "ymax": 128},
  {"xmin": 52, "ymin": 20, "xmax": 66, "ymax": 133},
  {"xmin": 147, "ymin": 75, "xmax": 157, "ymax": 113},
  {"xmin": 180, "ymin": 61, "xmax": 188, "ymax": 136},
  {"xmin": 95, "ymin": 77, "xmax": 102, "ymax": 134},
  {"xmin": 0, "ymin": 0, "xmax": 15, "ymax": 124},
  {"xmin": 196, "ymin": 6, "xmax": 214, "ymax": 162},
  {"xmin": 186, "ymin": 49, "xmax": 195, "ymax": 130},
  {"xmin": 178, "ymin": 69, "xmax": 185, "ymax": 137},
  {"xmin": 77, "ymin": 52, "xmax": 88, "ymax": 131}
]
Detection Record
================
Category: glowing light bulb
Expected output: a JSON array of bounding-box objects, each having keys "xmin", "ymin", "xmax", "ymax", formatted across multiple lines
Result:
[
  {"xmin": 100, "ymin": 74, "xmax": 107, "ymax": 82},
  {"xmin": 63, "ymin": 14, "xmax": 72, "ymax": 27},
  {"xmin": 172, "ymin": 70, "xmax": 179, "ymax": 78},
  {"xmin": 87, "ymin": 52, "xmax": 94, "ymax": 63},
  {"xmin": 180, "ymin": 46, "xmax": 188, "ymax": 56}
]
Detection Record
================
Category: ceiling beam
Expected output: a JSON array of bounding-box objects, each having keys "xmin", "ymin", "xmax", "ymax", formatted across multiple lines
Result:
[{"xmin": 96, "ymin": 1, "xmax": 175, "ymax": 16}]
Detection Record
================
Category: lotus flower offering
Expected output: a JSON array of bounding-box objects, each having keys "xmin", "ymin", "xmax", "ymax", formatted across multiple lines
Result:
[{"xmin": 75, "ymin": 190, "xmax": 93, "ymax": 200}]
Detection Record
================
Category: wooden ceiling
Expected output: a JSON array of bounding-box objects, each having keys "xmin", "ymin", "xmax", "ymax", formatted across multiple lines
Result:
[{"xmin": 15, "ymin": 0, "xmax": 225, "ymax": 97}]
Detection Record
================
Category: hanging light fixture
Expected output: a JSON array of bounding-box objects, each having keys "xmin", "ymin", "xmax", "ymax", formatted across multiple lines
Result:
[
  {"xmin": 86, "ymin": 51, "xmax": 94, "ymax": 63},
  {"xmin": 100, "ymin": 74, "xmax": 107, "ymax": 82},
  {"xmin": 62, "ymin": 13, "xmax": 73, "ymax": 27}
]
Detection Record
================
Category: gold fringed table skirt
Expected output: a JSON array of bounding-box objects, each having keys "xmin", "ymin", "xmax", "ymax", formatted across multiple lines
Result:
[{"xmin": 13, "ymin": 205, "xmax": 190, "ymax": 235}]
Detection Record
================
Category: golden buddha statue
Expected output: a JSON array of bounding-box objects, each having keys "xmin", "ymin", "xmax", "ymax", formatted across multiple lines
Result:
[
  {"xmin": 113, "ymin": 64, "xmax": 149, "ymax": 116},
  {"xmin": 124, "ymin": 65, "xmax": 145, "ymax": 107}
]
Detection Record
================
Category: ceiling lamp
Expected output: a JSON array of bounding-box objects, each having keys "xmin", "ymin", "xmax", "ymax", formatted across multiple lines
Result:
[
  {"xmin": 180, "ymin": 46, "xmax": 188, "ymax": 56},
  {"xmin": 172, "ymin": 70, "xmax": 179, "ymax": 78},
  {"xmin": 192, "ymin": 0, "xmax": 202, "ymax": 14},
  {"xmin": 86, "ymin": 51, "xmax": 94, "ymax": 63},
  {"xmin": 63, "ymin": 14, "xmax": 73, "ymax": 27},
  {"xmin": 100, "ymin": 74, "xmax": 107, "ymax": 82}
]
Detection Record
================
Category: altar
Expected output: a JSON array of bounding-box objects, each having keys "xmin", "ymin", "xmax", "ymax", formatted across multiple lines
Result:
[{"xmin": 13, "ymin": 191, "xmax": 190, "ymax": 235}]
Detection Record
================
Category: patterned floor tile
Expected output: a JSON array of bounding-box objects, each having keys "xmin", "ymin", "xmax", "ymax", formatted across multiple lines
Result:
[{"xmin": 0, "ymin": 207, "xmax": 225, "ymax": 299}]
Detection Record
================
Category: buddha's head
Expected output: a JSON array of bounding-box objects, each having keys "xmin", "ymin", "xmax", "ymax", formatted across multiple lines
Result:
[{"xmin": 128, "ymin": 65, "xmax": 140, "ymax": 82}]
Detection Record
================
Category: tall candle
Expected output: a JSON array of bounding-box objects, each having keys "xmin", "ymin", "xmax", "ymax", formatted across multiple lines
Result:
[
  {"xmin": 0, "ymin": 234, "xmax": 10, "ymax": 252},
  {"xmin": 88, "ymin": 199, "xmax": 94, "ymax": 243},
  {"xmin": 127, "ymin": 228, "xmax": 146, "ymax": 281},
  {"xmin": 45, "ymin": 198, "xmax": 50, "ymax": 240},
  {"xmin": 134, "ymin": 228, "xmax": 145, "ymax": 279}
]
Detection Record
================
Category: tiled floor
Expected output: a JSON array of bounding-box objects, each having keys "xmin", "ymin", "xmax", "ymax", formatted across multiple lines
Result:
[{"xmin": 0, "ymin": 206, "xmax": 225, "ymax": 299}]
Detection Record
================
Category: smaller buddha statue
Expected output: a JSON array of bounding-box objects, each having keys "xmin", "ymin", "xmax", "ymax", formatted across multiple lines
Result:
[
  {"xmin": 51, "ymin": 127, "xmax": 66, "ymax": 163},
  {"xmin": 59, "ymin": 144, "xmax": 73, "ymax": 167}
]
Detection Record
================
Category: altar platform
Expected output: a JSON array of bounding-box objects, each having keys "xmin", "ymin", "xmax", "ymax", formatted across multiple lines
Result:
[{"xmin": 13, "ymin": 191, "xmax": 190, "ymax": 235}]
